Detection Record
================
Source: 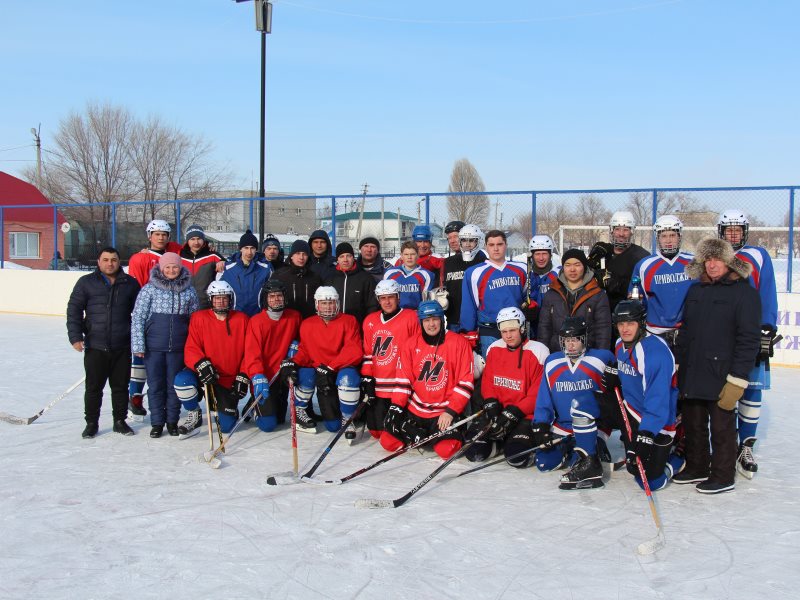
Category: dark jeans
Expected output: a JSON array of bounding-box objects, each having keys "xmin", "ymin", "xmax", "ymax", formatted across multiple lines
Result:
[
  {"xmin": 144, "ymin": 351, "xmax": 185, "ymax": 427},
  {"xmin": 84, "ymin": 348, "xmax": 132, "ymax": 423},
  {"xmin": 682, "ymin": 398, "xmax": 737, "ymax": 484}
]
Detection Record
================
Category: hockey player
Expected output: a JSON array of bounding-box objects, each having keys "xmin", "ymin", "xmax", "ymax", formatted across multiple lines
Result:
[
  {"xmin": 601, "ymin": 300, "xmax": 682, "ymax": 491},
  {"xmin": 717, "ymin": 209, "xmax": 779, "ymax": 478},
  {"xmin": 628, "ymin": 215, "xmax": 694, "ymax": 347},
  {"xmin": 444, "ymin": 220, "xmax": 466, "ymax": 255},
  {"xmin": 527, "ymin": 234, "xmax": 559, "ymax": 335},
  {"xmin": 127, "ymin": 219, "xmax": 182, "ymax": 418},
  {"xmin": 461, "ymin": 230, "xmax": 528, "ymax": 357},
  {"xmin": 395, "ymin": 225, "xmax": 444, "ymax": 286},
  {"xmin": 380, "ymin": 301, "xmax": 475, "ymax": 459},
  {"xmin": 279, "ymin": 287, "xmax": 362, "ymax": 434},
  {"xmin": 361, "ymin": 279, "xmax": 422, "ymax": 438},
  {"xmin": 242, "ymin": 279, "xmax": 303, "ymax": 432},
  {"xmin": 180, "ymin": 225, "xmax": 223, "ymax": 310},
  {"xmin": 383, "ymin": 241, "xmax": 436, "ymax": 310},
  {"xmin": 465, "ymin": 307, "xmax": 549, "ymax": 466},
  {"xmin": 175, "ymin": 280, "xmax": 251, "ymax": 435},
  {"xmin": 440, "ymin": 224, "xmax": 487, "ymax": 332},
  {"xmin": 587, "ymin": 211, "xmax": 649, "ymax": 336},
  {"xmin": 529, "ymin": 317, "xmax": 615, "ymax": 489}
]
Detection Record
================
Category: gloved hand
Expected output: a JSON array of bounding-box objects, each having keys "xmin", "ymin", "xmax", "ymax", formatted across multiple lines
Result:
[
  {"xmin": 383, "ymin": 404, "xmax": 406, "ymax": 438},
  {"xmin": 602, "ymin": 364, "xmax": 620, "ymax": 393},
  {"xmin": 718, "ymin": 375, "xmax": 747, "ymax": 411},
  {"xmin": 361, "ymin": 376, "xmax": 377, "ymax": 404},
  {"xmin": 758, "ymin": 324, "xmax": 777, "ymax": 364},
  {"xmin": 399, "ymin": 416, "xmax": 429, "ymax": 445},
  {"xmin": 587, "ymin": 242, "xmax": 612, "ymax": 269},
  {"xmin": 632, "ymin": 430, "xmax": 655, "ymax": 463},
  {"xmin": 278, "ymin": 359, "xmax": 298, "ymax": 386},
  {"xmin": 489, "ymin": 405, "xmax": 524, "ymax": 440},
  {"xmin": 252, "ymin": 374, "xmax": 269, "ymax": 402},
  {"xmin": 315, "ymin": 364, "xmax": 336, "ymax": 394},
  {"xmin": 232, "ymin": 373, "xmax": 250, "ymax": 400},
  {"xmin": 194, "ymin": 358, "xmax": 218, "ymax": 385},
  {"xmin": 530, "ymin": 422, "xmax": 553, "ymax": 449},
  {"xmin": 481, "ymin": 398, "xmax": 503, "ymax": 421},
  {"xmin": 429, "ymin": 287, "xmax": 449, "ymax": 310},
  {"xmin": 522, "ymin": 303, "xmax": 539, "ymax": 325}
]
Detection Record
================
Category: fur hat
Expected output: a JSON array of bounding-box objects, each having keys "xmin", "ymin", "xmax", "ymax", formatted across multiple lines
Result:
[{"xmin": 686, "ymin": 237, "xmax": 752, "ymax": 280}]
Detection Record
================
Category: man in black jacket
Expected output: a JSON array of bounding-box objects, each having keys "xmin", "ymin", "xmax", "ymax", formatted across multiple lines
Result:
[
  {"xmin": 274, "ymin": 240, "xmax": 323, "ymax": 318},
  {"xmin": 673, "ymin": 238, "xmax": 761, "ymax": 494},
  {"xmin": 328, "ymin": 242, "xmax": 378, "ymax": 322},
  {"xmin": 356, "ymin": 236, "xmax": 392, "ymax": 282},
  {"xmin": 66, "ymin": 247, "xmax": 141, "ymax": 438},
  {"xmin": 308, "ymin": 229, "xmax": 337, "ymax": 282}
]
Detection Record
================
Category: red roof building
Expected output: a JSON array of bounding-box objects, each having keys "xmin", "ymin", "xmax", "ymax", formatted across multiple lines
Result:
[{"xmin": 0, "ymin": 171, "xmax": 66, "ymax": 269}]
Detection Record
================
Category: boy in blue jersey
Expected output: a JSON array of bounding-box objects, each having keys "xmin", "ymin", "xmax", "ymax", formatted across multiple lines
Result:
[
  {"xmin": 527, "ymin": 235, "xmax": 559, "ymax": 337},
  {"xmin": 460, "ymin": 230, "xmax": 528, "ymax": 357},
  {"xmin": 530, "ymin": 317, "xmax": 615, "ymax": 489},
  {"xmin": 717, "ymin": 210, "xmax": 779, "ymax": 478},
  {"xmin": 601, "ymin": 300, "xmax": 683, "ymax": 491},
  {"xmin": 629, "ymin": 215, "xmax": 694, "ymax": 349},
  {"xmin": 383, "ymin": 241, "xmax": 435, "ymax": 310}
]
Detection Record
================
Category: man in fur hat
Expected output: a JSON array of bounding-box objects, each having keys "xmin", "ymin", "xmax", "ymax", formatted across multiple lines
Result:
[{"xmin": 673, "ymin": 237, "xmax": 761, "ymax": 494}]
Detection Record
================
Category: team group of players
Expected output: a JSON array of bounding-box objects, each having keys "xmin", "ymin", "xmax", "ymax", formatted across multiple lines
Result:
[{"xmin": 72, "ymin": 208, "xmax": 778, "ymax": 495}]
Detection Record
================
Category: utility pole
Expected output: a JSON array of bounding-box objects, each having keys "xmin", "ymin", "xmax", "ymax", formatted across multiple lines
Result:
[
  {"xmin": 493, "ymin": 199, "xmax": 500, "ymax": 229},
  {"xmin": 30, "ymin": 125, "xmax": 42, "ymax": 189},
  {"xmin": 355, "ymin": 183, "xmax": 368, "ymax": 241}
]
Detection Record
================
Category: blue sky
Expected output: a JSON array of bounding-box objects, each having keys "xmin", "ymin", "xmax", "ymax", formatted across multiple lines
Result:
[{"xmin": 1, "ymin": 0, "xmax": 797, "ymax": 197}]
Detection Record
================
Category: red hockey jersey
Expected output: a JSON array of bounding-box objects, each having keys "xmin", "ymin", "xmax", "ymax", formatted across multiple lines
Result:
[
  {"xmin": 242, "ymin": 308, "xmax": 303, "ymax": 381},
  {"xmin": 392, "ymin": 331, "xmax": 474, "ymax": 418},
  {"xmin": 183, "ymin": 309, "xmax": 249, "ymax": 387},
  {"xmin": 127, "ymin": 241, "xmax": 183, "ymax": 285},
  {"xmin": 293, "ymin": 314, "xmax": 362, "ymax": 370},
  {"xmin": 481, "ymin": 338, "xmax": 550, "ymax": 417},
  {"xmin": 362, "ymin": 309, "xmax": 421, "ymax": 398}
]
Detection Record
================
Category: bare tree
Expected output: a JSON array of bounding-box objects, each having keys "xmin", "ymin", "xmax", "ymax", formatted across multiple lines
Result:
[{"xmin": 447, "ymin": 158, "xmax": 489, "ymax": 227}]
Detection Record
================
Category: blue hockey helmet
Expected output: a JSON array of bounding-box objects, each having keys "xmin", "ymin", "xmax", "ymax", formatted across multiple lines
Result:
[
  {"xmin": 412, "ymin": 225, "xmax": 433, "ymax": 242},
  {"xmin": 417, "ymin": 300, "xmax": 445, "ymax": 321}
]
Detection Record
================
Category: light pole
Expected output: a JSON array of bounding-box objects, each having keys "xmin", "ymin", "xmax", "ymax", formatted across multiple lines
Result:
[
  {"xmin": 234, "ymin": 0, "xmax": 272, "ymax": 242},
  {"xmin": 30, "ymin": 124, "xmax": 42, "ymax": 189}
]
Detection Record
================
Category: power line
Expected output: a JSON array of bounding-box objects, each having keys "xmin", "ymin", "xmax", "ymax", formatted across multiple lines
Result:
[{"xmin": 0, "ymin": 144, "xmax": 34, "ymax": 153}]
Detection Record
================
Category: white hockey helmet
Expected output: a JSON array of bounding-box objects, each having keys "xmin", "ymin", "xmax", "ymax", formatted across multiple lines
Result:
[
  {"xmin": 207, "ymin": 280, "xmax": 234, "ymax": 315},
  {"xmin": 496, "ymin": 306, "xmax": 526, "ymax": 331},
  {"xmin": 609, "ymin": 211, "xmax": 636, "ymax": 250},
  {"xmin": 529, "ymin": 234, "xmax": 555, "ymax": 254},
  {"xmin": 146, "ymin": 219, "xmax": 171, "ymax": 235},
  {"xmin": 375, "ymin": 279, "xmax": 400, "ymax": 298},
  {"xmin": 458, "ymin": 224, "xmax": 484, "ymax": 261},
  {"xmin": 717, "ymin": 209, "xmax": 749, "ymax": 250},
  {"xmin": 314, "ymin": 286, "xmax": 340, "ymax": 319},
  {"xmin": 654, "ymin": 215, "xmax": 683, "ymax": 256}
]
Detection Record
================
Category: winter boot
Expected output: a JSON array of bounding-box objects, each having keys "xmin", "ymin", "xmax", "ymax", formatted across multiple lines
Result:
[
  {"xmin": 559, "ymin": 450, "xmax": 604, "ymax": 490},
  {"xmin": 82, "ymin": 422, "xmax": 99, "ymax": 439},
  {"xmin": 150, "ymin": 424, "xmax": 164, "ymax": 438},
  {"xmin": 129, "ymin": 394, "xmax": 147, "ymax": 417},
  {"xmin": 696, "ymin": 480, "xmax": 735, "ymax": 494},
  {"xmin": 113, "ymin": 420, "xmax": 134, "ymax": 436},
  {"xmin": 294, "ymin": 406, "xmax": 318, "ymax": 434},
  {"xmin": 737, "ymin": 437, "xmax": 758, "ymax": 479},
  {"xmin": 166, "ymin": 422, "xmax": 179, "ymax": 437},
  {"xmin": 178, "ymin": 408, "xmax": 202, "ymax": 438},
  {"xmin": 672, "ymin": 469, "xmax": 708, "ymax": 485}
]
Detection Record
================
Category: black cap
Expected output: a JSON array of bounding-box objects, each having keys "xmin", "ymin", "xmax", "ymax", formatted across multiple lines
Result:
[
  {"xmin": 239, "ymin": 229, "xmax": 259, "ymax": 249},
  {"xmin": 561, "ymin": 248, "xmax": 589, "ymax": 269},
  {"xmin": 336, "ymin": 242, "xmax": 355, "ymax": 256},
  {"xmin": 359, "ymin": 236, "xmax": 380, "ymax": 250}
]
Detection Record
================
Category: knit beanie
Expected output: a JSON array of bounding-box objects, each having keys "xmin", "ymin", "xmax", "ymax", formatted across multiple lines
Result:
[
  {"xmin": 159, "ymin": 252, "xmax": 181, "ymax": 269},
  {"xmin": 561, "ymin": 248, "xmax": 589, "ymax": 269},
  {"xmin": 239, "ymin": 229, "xmax": 259, "ymax": 249},
  {"xmin": 336, "ymin": 242, "xmax": 355, "ymax": 257},
  {"xmin": 359, "ymin": 236, "xmax": 381, "ymax": 251},
  {"xmin": 289, "ymin": 239, "xmax": 311, "ymax": 257},
  {"xmin": 185, "ymin": 224, "xmax": 205, "ymax": 241}
]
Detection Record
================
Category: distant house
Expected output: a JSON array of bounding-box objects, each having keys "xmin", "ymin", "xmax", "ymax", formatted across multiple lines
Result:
[{"xmin": 0, "ymin": 172, "xmax": 66, "ymax": 269}]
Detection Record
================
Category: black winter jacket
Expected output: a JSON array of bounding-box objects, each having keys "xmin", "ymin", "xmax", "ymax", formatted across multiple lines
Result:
[
  {"xmin": 66, "ymin": 269, "xmax": 141, "ymax": 352},
  {"xmin": 327, "ymin": 265, "xmax": 379, "ymax": 322},
  {"xmin": 675, "ymin": 268, "xmax": 761, "ymax": 401},
  {"xmin": 591, "ymin": 243, "xmax": 649, "ymax": 313},
  {"xmin": 274, "ymin": 261, "xmax": 323, "ymax": 318}
]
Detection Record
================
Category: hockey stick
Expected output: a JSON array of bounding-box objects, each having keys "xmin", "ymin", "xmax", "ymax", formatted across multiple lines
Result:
[
  {"xmin": 269, "ymin": 410, "xmax": 484, "ymax": 486},
  {"xmin": 203, "ymin": 383, "xmax": 215, "ymax": 452},
  {"xmin": 0, "ymin": 376, "xmax": 86, "ymax": 425},
  {"xmin": 455, "ymin": 436, "xmax": 567, "ymax": 478},
  {"xmin": 289, "ymin": 382, "xmax": 299, "ymax": 475},
  {"xmin": 207, "ymin": 384, "xmax": 225, "ymax": 452},
  {"xmin": 614, "ymin": 387, "xmax": 666, "ymax": 555},
  {"xmin": 264, "ymin": 397, "xmax": 368, "ymax": 486},
  {"xmin": 355, "ymin": 421, "xmax": 493, "ymax": 509},
  {"xmin": 200, "ymin": 393, "xmax": 262, "ymax": 469}
]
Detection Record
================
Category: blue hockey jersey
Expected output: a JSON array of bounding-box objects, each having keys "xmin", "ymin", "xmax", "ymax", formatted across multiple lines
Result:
[
  {"xmin": 736, "ymin": 245, "xmax": 778, "ymax": 327},
  {"xmin": 460, "ymin": 260, "xmax": 528, "ymax": 331},
  {"xmin": 383, "ymin": 266, "xmax": 435, "ymax": 310},
  {"xmin": 629, "ymin": 252, "xmax": 694, "ymax": 333},
  {"xmin": 529, "ymin": 267, "xmax": 559, "ymax": 311}
]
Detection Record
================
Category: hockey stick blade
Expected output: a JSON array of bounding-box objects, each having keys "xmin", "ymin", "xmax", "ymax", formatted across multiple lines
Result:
[
  {"xmin": 179, "ymin": 428, "xmax": 202, "ymax": 441},
  {"xmin": 0, "ymin": 376, "xmax": 85, "ymax": 425},
  {"xmin": 265, "ymin": 472, "xmax": 301, "ymax": 486},
  {"xmin": 354, "ymin": 498, "xmax": 395, "ymax": 509},
  {"xmin": 0, "ymin": 412, "xmax": 31, "ymax": 425},
  {"xmin": 636, "ymin": 529, "xmax": 666, "ymax": 555},
  {"xmin": 201, "ymin": 451, "xmax": 223, "ymax": 469}
]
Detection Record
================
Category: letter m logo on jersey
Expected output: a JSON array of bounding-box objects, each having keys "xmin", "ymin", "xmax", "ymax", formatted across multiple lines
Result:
[
  {"xmin": 418, "ymin": 360, "xmax": 445, "ymax": 383},
  {"xmin": 372, "ymin": 336, "xmax": 394, "ymax": 358}
]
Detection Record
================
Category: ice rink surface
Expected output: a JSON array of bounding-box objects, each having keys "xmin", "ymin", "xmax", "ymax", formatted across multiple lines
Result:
[{"xmin": 1, "ymin": 313, "xmax": 798, "ymax": 600}]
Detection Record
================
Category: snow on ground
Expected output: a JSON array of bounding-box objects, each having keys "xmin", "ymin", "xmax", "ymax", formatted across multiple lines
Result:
[{"xmin": 1, "ymin": 313, "xmax": 799, "ymax": 600}]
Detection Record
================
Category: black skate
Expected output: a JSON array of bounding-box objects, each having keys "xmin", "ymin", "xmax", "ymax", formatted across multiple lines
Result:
[
  {"xmin": 559, "ymin": 450, "xmax": 604, "ymax": 490},
  {"xmin": 128, "ymin": 394, "xmax": 147, "ymax": 421},
  {"xmin": 736, "ymin": 438, "xmax": 758, "ymax": 479},
  {"xmin": 343, "ymin": 417, "xmax": 358, "ymax": 445},
  {"xmin": 295, "ymin": 406, "xmax": 318, "ymax": 434},
  {"xmin": 178, "ymin": 408, "xmax": 202, "ymax": 439}
]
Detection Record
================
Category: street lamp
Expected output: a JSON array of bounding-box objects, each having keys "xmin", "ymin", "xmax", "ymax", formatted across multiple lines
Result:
[{"xmin": 234, "ymin": 0, "xmax": 272, "ymax": 242}]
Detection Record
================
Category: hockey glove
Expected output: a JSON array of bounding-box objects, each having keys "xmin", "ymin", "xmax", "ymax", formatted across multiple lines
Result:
[
  {"xmin": 252, "ymin": 374, "xmax": 269, "ymax": 403},
  {"xmin": 489, "ymin": 405, "xmax": 524, "ymax": 440},
  {"xmin": 718, "ymin": 375, "xmax": 748, "ymax": 411},
  {"xmin": 360, "ymin": 376, "xmax": 377, "ymax": 405},
  {"xmin": 384, "ymin": 404, "xmax": 406, "ymax": 438},
  {"xmin": 632, "ymin": 430, "xmax": 655, "ymax": 464},
  {"xmin": 194, "ymin": 358, "xmax": 218, "ymax": 385},
  {"xmin": 587, "ymin": 242, "xmax": 612, "ymax": 269},
  {"xmin": 400, "ymin": 417, "xmax": 429, "ymax": 445},
  {"xmin": 481, "ymin": 398, "xmax": 503, "ymax": 421},
  {"xmin": 278, "ymin": 359, "xmax": 298, "ymax": 386},
  {"xmin": 757, "ymin": 324, "xmax": 777, "ymax": 365},
  {"xmin": 601, "ymin": 364, "xmax": 620, "ymax": 394},
  {"xmin": 428, "ymin": 287, "xmax": 449, "ymax": 310},
  {"xmin": 522, "ymin": 303, "xmax": 539, "ymax": 326},
  {"xmin": 530, "ymin": 422, "xmax": 553, "ymax": 449},
  {"xmin": 232, "ymin": 373, "xmax": 250, "ymax": 400},
  {"xmin": 315, "ymin": 364, "xmax": 336, "ymax": 394}
]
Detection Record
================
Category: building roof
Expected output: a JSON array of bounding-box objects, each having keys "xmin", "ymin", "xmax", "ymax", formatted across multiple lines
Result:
[
  {"xmin": 0, "ymin": 171, "xmax": 66, "ymax": 224},
  {"xmin": 320, "ymin": 211, "xmax": 417, "ymax": 222}
]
